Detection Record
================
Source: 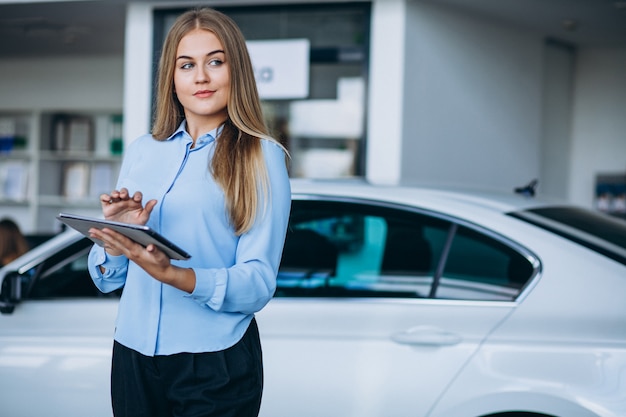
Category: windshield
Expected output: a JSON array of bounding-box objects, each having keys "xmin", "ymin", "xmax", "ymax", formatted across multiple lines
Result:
[{"xmin": 509, "ymin": 206, "xmax": 626, "ymax": 265}]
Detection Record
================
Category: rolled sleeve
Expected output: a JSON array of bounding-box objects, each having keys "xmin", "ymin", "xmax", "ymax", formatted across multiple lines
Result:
[
  {"xmin": 88, "ymin": 244, "xmax": 129, "ymax": 293},
  {"xmin": 186, "ymin": 267, "xmax": 228, "ymax": 310}
]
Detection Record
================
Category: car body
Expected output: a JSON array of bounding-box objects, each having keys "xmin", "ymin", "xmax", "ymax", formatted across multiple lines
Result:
[{"xmin": 1, "ymin": 179, "xmax": 625, "ymax": 417}]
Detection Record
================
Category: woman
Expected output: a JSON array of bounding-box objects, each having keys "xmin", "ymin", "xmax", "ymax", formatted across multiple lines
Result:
[
  {"xmin": 87, "ymin": 8, "xmax": 291, "ymax": 417},
  {"xmin": 0, "ymin": 218, "xmax": 29, "ymax": 267}
]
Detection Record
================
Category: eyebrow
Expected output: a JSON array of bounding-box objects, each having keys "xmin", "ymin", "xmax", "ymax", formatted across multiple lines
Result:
[{"xmin": 176, "ymin": 49, "xmax": 225, "ymax": 61}]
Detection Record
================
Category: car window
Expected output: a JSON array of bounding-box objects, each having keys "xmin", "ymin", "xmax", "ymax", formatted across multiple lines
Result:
[
  {"xmin": 277, "ymin": 199, "xmax": 536, "ymax": 301},
  {"xmin": 509, "ymin": 206, "xmax": 626, "ymax": 266},
  {"xmin": 435, "ymin": 225, "xmax": 533, "ymax": 300},
  {"xmin": 21, "ymin": 238, "xmax": 119, "ymax": 299}
]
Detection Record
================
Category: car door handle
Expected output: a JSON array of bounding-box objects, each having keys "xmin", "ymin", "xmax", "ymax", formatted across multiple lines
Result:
[{"xmin": 391, "ymin": 325, "xmax": 462, "ymax": 347}]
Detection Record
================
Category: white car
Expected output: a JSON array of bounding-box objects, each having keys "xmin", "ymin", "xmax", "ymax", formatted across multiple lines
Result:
[{"xmin": 1, "ymin": 179, "xmax": 625, "ymax": 417}]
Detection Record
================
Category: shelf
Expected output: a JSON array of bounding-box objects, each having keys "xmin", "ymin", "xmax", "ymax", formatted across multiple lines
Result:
[
  {"xmin": 0, "ymin": 110, "xmax": 123, "ymax": 232},
  {"xmin": 38, "ymin": 195, "xmax": 101, "ymax": 208},
  {"xmin": 39, "ymin": 150, "xmax": 121, "ymax": 162},
  {"xmin": 0, "ymin": 198, "xmax": 30, "ymax": 206},
  {"xmin": 0, "ymin": 151, "xmax": 31, "ymax": 161}
]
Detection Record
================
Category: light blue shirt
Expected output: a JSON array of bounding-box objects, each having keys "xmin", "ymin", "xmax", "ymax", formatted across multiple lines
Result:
[{"xmin": 88, "ymin": 122, "xmax": 291, "ymax": 356}]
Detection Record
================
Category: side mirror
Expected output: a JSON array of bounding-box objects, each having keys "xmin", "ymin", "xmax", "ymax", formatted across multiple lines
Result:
[{"xmin": 0, "ymin": 272, "xmax": 23, "ymax": 314}]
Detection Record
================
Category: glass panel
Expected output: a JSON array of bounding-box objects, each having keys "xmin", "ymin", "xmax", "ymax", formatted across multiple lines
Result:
[
  {"xmin": 26, "ymin": 238, "xmax": 117, "ymax": 299},
  {"xmin": 277, "ymin": 200, "xmax": 449, "ymax": 298},
  {"xmin": 154, "ymin": 3, "xmax": 370, "ymax": 179},
  {"xmin": 227, "ymin": 6, "xmax": 368, "ymax": 49},
  {"xmin": 510, "ymin": 206, "xmax": 626, "ymax": 265},
  {"xmin": 437, "ymin": 225, "xmax": 532, "ymax": 301}
]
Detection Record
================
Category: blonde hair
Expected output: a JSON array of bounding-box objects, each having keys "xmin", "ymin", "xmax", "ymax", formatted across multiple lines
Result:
[{"xmin": 152, "ymin": 8, "xmax": 287, "ymax": 235}]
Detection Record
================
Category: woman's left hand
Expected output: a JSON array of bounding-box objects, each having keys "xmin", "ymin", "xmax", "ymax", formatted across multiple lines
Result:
[{"xmin": 89, "ymin": 227, "xmax": 194, "ymax": 292}]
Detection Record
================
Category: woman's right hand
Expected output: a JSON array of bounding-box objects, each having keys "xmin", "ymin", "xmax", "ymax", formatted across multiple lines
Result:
[{"xmin": 100, "ymin": 188, "xmax": 157, "ymax": 225}]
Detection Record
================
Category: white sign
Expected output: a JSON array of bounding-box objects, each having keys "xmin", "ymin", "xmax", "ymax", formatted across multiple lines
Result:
[{"xmin": 246, "ymin": 39, "xmax": 310, "ymax": 100}]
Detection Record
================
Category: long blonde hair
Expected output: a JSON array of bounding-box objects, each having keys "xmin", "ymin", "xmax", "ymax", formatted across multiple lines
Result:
[{"xmin": 152, "ymin": 8, "xmax": 287, "ymax": 235}]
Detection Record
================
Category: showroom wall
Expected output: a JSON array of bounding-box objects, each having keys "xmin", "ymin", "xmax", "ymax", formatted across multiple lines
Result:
[
  {"xmin": 569, "ymin": 48, "xmax": 626, "ymax": 207},
  {"xmin": 0, "ymin": 0, "xmax": 624, "ymax": 215},
  {"xmin": 396, "ymin": 0, "xmax": 626, "ymax": 208},
  {"xmin": 540, "ymin": 42, "xmax": 575, "ymax": 202},
  {"xmin": 0, "ymin": 56, "xmax": 123, "ymax": 111},
  {"xmin": 365, "ymin": 0, "xmax": 405, "ymax": 185},
  {"xmin": 401, "ymin": 0, "xmax": 543, "ymax": 193}
]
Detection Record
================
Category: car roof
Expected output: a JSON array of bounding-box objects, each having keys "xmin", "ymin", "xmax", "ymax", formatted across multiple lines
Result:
[
  {"xmin": 0, "ymin": 179, "xmax": 562, "ymax": 285},
  {"xmin": 0, "ymin": 228, "xmax": 84, "ymax": 282},
  {"xmin": 289, "ymin": 178, "xmax": 558, "ymax": 218}
]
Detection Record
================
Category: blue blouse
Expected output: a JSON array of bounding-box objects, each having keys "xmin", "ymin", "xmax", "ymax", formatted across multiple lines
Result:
[{"xmin": 87, "ymin": 122, "xmax": 291, "ymax": 356}]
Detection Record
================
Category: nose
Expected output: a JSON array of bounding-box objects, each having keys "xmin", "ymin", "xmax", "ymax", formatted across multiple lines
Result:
[{"xmin": 195, "ymin": 67, "xmax": 209, "ymax": 83}]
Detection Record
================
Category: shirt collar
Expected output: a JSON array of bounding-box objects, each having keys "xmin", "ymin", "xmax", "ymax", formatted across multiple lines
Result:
[{"xmin": 165, "ymin": 120, "xmax": 224, "ymax": 148}]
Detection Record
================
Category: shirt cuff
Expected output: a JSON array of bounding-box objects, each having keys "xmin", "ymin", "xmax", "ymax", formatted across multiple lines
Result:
[
  {"xmin": 89, "ymin": 245, "xmax": 128, "ymax": 280},
  {"xmin": 103, "ymin": 252, "xmax": 128, "ymax": 268},
  {"xmin": 91, "ymin": 245, "xmax": 127, "ymax": 267},
  {"xmin": 187, "ymin": 268, "xmax": 227, "ymax": 311}
]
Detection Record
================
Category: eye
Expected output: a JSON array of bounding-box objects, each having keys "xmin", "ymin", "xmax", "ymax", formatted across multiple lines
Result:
[
  {"xmin": 208, "ymin": 58, "xmax": 224, "ymax": 67},
  {"xmin": 180, "ymin": 62, "xmax": 194, "ymax": 70}
]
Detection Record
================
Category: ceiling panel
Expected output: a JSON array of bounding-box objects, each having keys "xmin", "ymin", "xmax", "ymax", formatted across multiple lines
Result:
[{"xmin": 0, "ymin": 0, "xmax": 625, "ymax": 58}]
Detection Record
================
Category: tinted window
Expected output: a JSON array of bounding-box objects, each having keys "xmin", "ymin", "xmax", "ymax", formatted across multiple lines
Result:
[
  {"xmin": 436, "ymin": 225, "xmax": 533, "ymax": 300},
  {"xmin": 21, "ymin": 238, "xmax": 118, "ymax": 299},
  {"xmin": 510, "ymin": 206, "xmax": 626, "ymax": 265},
  {"xmin": 277, "ymin": 199, "xmax": 535, "ymax": 301}
]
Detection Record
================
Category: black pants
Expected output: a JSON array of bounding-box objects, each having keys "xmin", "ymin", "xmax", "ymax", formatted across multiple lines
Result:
[{"xmin": 111, "ymin": 318, "xmax": 263, "ymax": 417}]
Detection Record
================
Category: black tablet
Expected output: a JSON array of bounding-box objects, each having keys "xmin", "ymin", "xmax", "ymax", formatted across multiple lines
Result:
[{"xmin": 57, "ymin": 213, "xmax": 191, "ymax": 260}]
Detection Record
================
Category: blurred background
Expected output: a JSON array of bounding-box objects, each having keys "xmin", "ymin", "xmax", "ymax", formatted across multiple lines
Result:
[{"xmin": 1, "ymin": 0, "xmax": 625, "ymax": 233}]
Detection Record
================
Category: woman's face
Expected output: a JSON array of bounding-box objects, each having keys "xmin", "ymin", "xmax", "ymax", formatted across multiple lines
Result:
[{"xmin": 174, "ymin": 28, "xmax": 230, "ymax": 130}]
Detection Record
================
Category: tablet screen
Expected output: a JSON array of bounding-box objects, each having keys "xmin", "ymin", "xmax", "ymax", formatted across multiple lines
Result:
[{"xmin": 57, "ymin": 213, "xmax": 191, "ymax": 260}]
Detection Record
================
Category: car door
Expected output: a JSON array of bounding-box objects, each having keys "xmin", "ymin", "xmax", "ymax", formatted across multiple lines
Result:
[
  {"xmin": 0, "ymin": 237, "xmax": 118, "ymax": 417},
  {"xmin": 257, "ymin": 197, "xmax": 537, "ymax": 417}
]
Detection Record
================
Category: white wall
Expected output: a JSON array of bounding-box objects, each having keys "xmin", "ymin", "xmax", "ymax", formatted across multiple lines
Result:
[
  {"xmin": 123, "ymin": 2, "xmax": 154, "ymax": 143},
  {"xmin": 569, "ymin": 48, "xmax": 626, "ymax": 208},
  {"xmin": 1, "ymin": 1, "xmax": 624, "ymax": 210},
  {"xmin": 401, "ymin": 1, "xmax": 543, "ymax": 192},
  {"xmin": 365, "ymin": 0, "xmax": 406, "ymax": 185},
  {"xmin": 0, "ymin": 55, "xmax": 123, "ymax": 111},
  {"xmin": 540, "ymin": 42, "xmax": 575, "ymax": 201}
]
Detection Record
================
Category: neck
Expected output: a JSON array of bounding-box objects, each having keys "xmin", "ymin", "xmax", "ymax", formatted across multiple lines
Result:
[{"xmin": 185, "ymin": 113, "xmax": 227, "ymax": 141}]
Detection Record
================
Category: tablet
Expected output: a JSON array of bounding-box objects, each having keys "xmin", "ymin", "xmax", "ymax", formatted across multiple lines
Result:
[{"xmin": 57, "ymin": 213, "xmax": 191, "ymax": 260}]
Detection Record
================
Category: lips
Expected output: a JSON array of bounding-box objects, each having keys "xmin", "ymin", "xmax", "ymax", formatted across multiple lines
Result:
[{"xmin": 194, "ymin": 90, "xmax": 214, "ymax": 98}]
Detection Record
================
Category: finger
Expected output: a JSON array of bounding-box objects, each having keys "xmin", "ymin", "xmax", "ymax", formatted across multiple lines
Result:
[
  {"xmin": 134, "ymin": 199, "xmax": 158, "ymax": 224},
  {"xmin": 144, "ymin": 244, "xmax": 169, "ymax": 265},
  {"xmin": 100, "ymin": 228, "xmax": 142, "ymax": 257},
  {"xmin": 131, "ymin": 191, "xmax": 143, "ymax": 202},
  {"xmin": 90, "ymin": 228, "xmax": 114, "ymax": 245},
  {"xmin": 101, "ymin": 227, "xmax": 131, "ymax": 245},
  {"xmin": 88, "ymin": 227, "xmax": 101, "ymax": 240},
  {"xmin": 145, "ymin": 199, "xmax": 158, "ymax": 214},
  {"xmin": 100, "ymin": 194, "xmax": 112, "ymax": 205},
  {"xmin": 119, "ymin": 188, "xmax": 129, "ymax": 200},
  {"xmin": 90, "ymin": 228, "xmax": 118, "ymax": 252}
]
